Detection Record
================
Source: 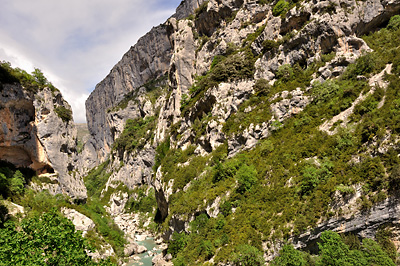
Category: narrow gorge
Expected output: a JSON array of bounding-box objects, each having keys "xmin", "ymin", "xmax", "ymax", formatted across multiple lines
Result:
[{"xmin": 2, "ymin": 0, "xmax": 400, "ymax": 265}]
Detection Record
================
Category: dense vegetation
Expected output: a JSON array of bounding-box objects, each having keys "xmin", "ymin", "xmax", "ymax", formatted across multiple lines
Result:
[
  {"xmin": 113, "ymin": 116, "xmax": 157, "ymax": 158},
  {"xmin": 270, "ymin": 231, "xmax": 395, "ymax": 266},
  {"xmin": 0, "ymin": 61, "xmax": 58, "ymax": 92},
  {"xmin": 151, "ymin": 15, "xmax": 400, "ymax": 265},
  {"xmin": 2, "ymin": 4, "xmax": 400, "ymax": 266},
  {"xmin": 0, "ymin": 209, "xmax": 114, "ymax": 266},
  {"xmin": 0, "ymin": 162, "xmax": 117, "ymax": 265}
]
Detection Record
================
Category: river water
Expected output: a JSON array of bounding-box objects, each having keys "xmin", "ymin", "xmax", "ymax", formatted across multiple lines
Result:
[{"xmin": 127, "ymin": 236, "xmax": 162, "ymax": 266}]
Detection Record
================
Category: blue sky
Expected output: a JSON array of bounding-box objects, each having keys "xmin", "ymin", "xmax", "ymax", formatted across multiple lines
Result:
[{"xmin": 0, "ymin": 0, "xmax": 183, "ymax": 123}]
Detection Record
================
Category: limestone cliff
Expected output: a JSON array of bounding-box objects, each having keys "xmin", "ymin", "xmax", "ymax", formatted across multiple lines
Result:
[
  {"xmin": 84, "ymin": 0, "xmax": 208, "ymax": 170},
  {"xmin": 84, "ymin": 0, "xmax": 400, "ymax": 263},
  {"xmin": 0, "ymin": 82, "xmax": 86, "ymax": 200}
]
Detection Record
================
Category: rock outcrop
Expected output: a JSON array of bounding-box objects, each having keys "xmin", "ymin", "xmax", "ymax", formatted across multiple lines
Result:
[
  {"xmin": 62, "ymin": 207, "xmax": 95, "ymax": 236},
  {"xmin": 84, "ymin": 25, "xmax": 173, "ymax": 168},
  {"xmin": 0, "ymin": 83, "xmax": 86, "ymax": 200}
]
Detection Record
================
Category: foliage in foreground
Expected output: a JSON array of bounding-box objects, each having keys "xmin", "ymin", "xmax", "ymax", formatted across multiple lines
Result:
[
  {"xmin": 0, "ymin": 162, "xmax": 122, "ymax": 262},
  {"xmin": 0, "ymin": 209, "xmax": 114, "ymax": 266}
]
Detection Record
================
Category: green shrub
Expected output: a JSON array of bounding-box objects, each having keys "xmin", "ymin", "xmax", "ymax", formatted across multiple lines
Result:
[
  {"xmin": 232, "ymin": 244, "xmax": 264, "ymax": 266},
  {"xmin": 125, "ymin": 187, "xmax": 156, "ymax": 213},
  {"xmin": 0, "ymin": 164, "xmax": 33, "ymax": 201},
  {"xmin": 212, "ymin": 161, "xmax": 237, "ymax": 183},
  {"xmin": 360, "ymin": 157, "xmax": 386, "ymax": 190},
  {"xmin": 300, "ymin": 166, "xmax": 320, "ymax": 195},
  {"xmin": 54, "ymin": 106, "xmax": 73, "ymax": 123},
  {"xmin": 335, "ymin": 184, "xmax": 355, "ymax": 195},
  {"xmin": 316, "ymin": 231, "xmax": 352, "ymax": 266},
  {"xmin": 32, "ymin": 68, "xmax": 47, "ymax": 86},
  {"xmin": 154, "ymin": 139, "xmax": 170, "ymax": 171},
  {"xmin": 375, "ymin": 227, "xmax": 398, "ymax": 262},
  {"xmin": 236, "ymin": 164, "xmax": 258, "ymax": 194},
  {"xmin": 343, "ymin": 53, "xmax": 377, "ymax": 79},
  {"xmin": 168, "ymin": 232, "xmax": 188, "ymax": 257},
  {"xmin": 0, "ymin": 61, "xmax": 19, "ymax": 85},
  {"xmin": 9, "ymin": 170, "xmax": 25, "ymax": 197},
  {"xmin": 84, "ymin": 160, "xmax": 111, "ymax": 198},
  {"xmin": 360, "ymin": 119, "xmax": 379, "ymax": 143},
  {"xmin": 220, "ymin": 201, "xmax": 232, "ymax": 217},
  {"xmin": 271, "ymin": 245, "xmax": 307, "ymax": 266},
  {"xmin": 387, "ymin": 15, "xmax": 400, "ymax": 30},
  {"xmin": 362, "ymin": 238, "xmax": 396, "ymax": 266},
  {"xmin": 198, "ymin": 240, "xmax": 215, "ymax": 260},
  {"xmin": 0, "ymin": 209, "xmax": 115, "ymax": 265},
  {"xmin": 253, "ymin": 78, "xmax": 270, "ymax": 95},
  {"xmin": 262, "ymin": 39, "xmax": 279, "ymax": 53},
  {"xmin": 276, "ymin": 64, "xmax": 295, "ymax": 82},
  {"xmin": 272, "ymin": 0, "xmax": 289, "ymax": 17},
  {"xmin": 113, "ymin": 116, "xmax": 156, "ymax": 156},
  {"xmin": 0, "ymin": 62, "xmax": 58, "ymax": 92},
  {"xmin": 311, "ymin": 80, "xmax": 340, "ymax": 104},
  {"xmin": 0, "ymin": 203, "xmax": 8, "ymax": 227},
  {"xmin": 389, "ymin": 165, "xmax": 400, "ymax": 191}
]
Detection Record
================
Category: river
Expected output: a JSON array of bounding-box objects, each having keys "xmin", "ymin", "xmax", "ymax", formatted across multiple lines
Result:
[{"xmin": 127, "ymin": 235, "xmax": 162, "ymax": 266}]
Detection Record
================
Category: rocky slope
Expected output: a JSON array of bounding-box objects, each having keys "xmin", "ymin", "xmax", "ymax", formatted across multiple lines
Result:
[
  {"xmin": 83, "ymin": 0, "xmax": 400, "ymax": 264},
  {"xmin": 0, "ymin": 79, "xmax": 86, "ymax": 200}
]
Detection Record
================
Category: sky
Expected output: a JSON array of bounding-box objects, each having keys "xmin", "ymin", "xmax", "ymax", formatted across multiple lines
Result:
[{"xmin": 0, "ymin": 0, "xmax": 183, "ymax": 123}]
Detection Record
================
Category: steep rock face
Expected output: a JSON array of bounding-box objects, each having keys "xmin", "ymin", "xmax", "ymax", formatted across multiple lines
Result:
[
  {"xmin": 153, "ymin": 0, "xmax": 400, "ymax": 253},
  {"xmin": 0, "ymin": 84, "xmax": 42, "ymax": 170},
  {"xmin": 84, "ymin": 0, "xmax": 211, "ymax": 170},
  {"xmin": 0, "ymin": 83, "xmax": 86, "ymax": 200},
  {"xmin": 85, "ymin": 25, "xmax": 173, "ymax": 167},
  {"xmin": 254, "ymin": 0, "xmax": 400, "ymax": 80},
  {"xmin": 84, "ymin": 0, "xmax": 400, "ymax": 263},
  {"xmin": 173, "ymin": 0, "xmax": 208, "ymax": 20}
]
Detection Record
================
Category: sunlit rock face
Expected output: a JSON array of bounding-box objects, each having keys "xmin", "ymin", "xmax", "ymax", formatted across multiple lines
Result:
[
  {"xmin": 81, "ymin": 0, "xmax": 400, "ymax": 262},
  {"xmin": 0, "ymin": 83, "xmax": 87, "ymax": 200}
]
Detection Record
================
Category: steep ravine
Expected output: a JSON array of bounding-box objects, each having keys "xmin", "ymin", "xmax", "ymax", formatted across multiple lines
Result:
[
  {"xmin": 3, "ymin": 0, "xmax": 400, "ymax": 264},
  {"xmin": 81, "ymin": 0, "xmax": 400, "ymax": 264}
]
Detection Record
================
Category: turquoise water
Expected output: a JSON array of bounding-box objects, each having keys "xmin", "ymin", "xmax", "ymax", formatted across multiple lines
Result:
[{"xmin": 128, "ymin": 236, "xmax": 161, "ymax": 266}]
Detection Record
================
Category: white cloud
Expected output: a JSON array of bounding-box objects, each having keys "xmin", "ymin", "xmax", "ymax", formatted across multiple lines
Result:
[{"xmin": 0, "ymin": 0, "xmax": 182, "ymax": 123}]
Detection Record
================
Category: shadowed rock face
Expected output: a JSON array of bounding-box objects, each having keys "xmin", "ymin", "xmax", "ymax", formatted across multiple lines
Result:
[
  {"xmin": 0, "ymin": 83, "xmax": 87, "ymax": 200},
  {"xmin": 0, "ymin": 84, "xmax": 51, "ymax": 172}
]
